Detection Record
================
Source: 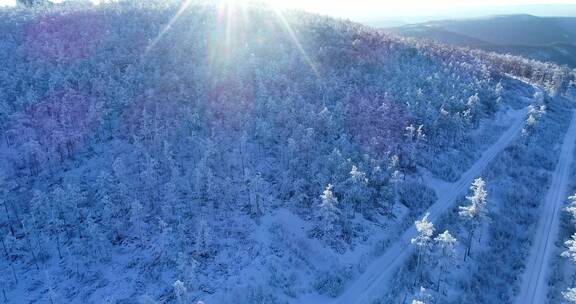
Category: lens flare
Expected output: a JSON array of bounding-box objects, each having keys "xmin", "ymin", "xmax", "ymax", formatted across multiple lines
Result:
[
  {"xmin": 271, "ymin": 8, "xmax": 319, "ymax": 77},
  {"xmin": 145, "ymin": 0, "xmax": 319, "ymax": 78},
  {"xmin": 145, "ymin": 0, "xmax": 195, "ymax": 56}
]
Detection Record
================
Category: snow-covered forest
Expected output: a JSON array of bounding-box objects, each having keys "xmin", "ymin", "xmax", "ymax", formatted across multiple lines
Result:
[{"xmin": 0, "ymin": 1, "xmax": 575, "ymax": 303}]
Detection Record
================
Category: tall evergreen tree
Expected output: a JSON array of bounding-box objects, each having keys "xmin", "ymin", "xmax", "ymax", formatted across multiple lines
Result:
[
  {"xmin": 318, "ymin": 184, "xmax": 341, "ymax": 246},
  {"xmin": 459, "ymin": 177, "xmax": 488, "ymax": 260},
  {"xmin": 434, "ymin": 230, "xmax": 457, "ymax": 292},
  {"xmin": 411, "ymin": 213, "xmax": 434, "ymax": 285}
]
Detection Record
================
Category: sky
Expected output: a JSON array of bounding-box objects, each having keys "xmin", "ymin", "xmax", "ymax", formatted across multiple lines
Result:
[
  {"xmin": 264, "ymin": 0, "xmax": 576, "ymax": 24},
  {"xmin": 1, "ymin": 0, "xmax": 576, "ymax": 23},
  {"xmin": 268, "ymin": 0, "xmax": 576, "ymax": 18}
]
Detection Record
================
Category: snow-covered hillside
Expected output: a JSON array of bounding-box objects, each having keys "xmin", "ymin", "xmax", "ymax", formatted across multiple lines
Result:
[{"xmin": 0, "ymin": 1, "xmax": 575, "ymax": 304}]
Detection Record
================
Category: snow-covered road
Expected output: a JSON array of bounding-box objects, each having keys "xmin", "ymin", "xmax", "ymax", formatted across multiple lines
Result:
[
  {"xmin": 515, "ymin": 110, "xmax": 576, "ymax": 304},
  {"xmin": 334, "ymin": 108, "xmax": 528, "ymax": 304}
]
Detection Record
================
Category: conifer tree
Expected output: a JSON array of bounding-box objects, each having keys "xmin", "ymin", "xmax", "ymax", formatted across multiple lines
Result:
[
  {"xmin": 562, "ymin": 233, "xmax": 576, "ymax": 264},
  {"xmin": 194, "ymin": 219, "xmax": 212, "ymax": 259},
  {"xmin": 345, "ymin": 165, "xmax": 370, "ymax": 216},
  {"xmin": 565, "ymin": 193, "xmax": 576, "ymax": 223},
  {"xmin": 459, "ymin": 177, "xmax": 488, "ymax": 260},
  {"xmin": 318, "ymin": 184, "xmax": 341, "ymax": 245},
  {"xmin": 411, "ymin": 213, "xmax": 434, "ymax": 285},
  {"xmin": 173, "ymin": 280, "xmax": 188, "ymax": 304},
  {"xmin": 249, "ymin": 173, "xmax": 265, "ymax": 223},
  {"xmin": 434, "ymin": 230, "xmax": 457, "ymax": 292},
  {"xmin": 563, "ymin": 288, "xmax": 576, "ymax": 304},
  {"xmin": 130, "ymin": 199, "xmax": 145, "ymax": 245}
]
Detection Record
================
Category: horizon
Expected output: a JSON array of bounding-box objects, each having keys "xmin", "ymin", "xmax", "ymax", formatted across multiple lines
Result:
[
  {"xmin": 1, "ymin": 0, "xmax": 576, "ymax": 24},
  {"xmin": 359, "ymin": 3, "xmax": 576, "ymax": 25},
  {"xmin": 265, "ymin": 1, "xmax": 576, "ymax": 22}
]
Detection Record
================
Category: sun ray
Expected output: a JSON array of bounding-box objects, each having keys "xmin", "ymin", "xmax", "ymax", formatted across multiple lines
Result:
[
  {"xmin": 144, "ymin": 0, "xmax": 320, "ymax": 79},
  {"xmin": 144, "ymin": 0, "xmax": 195, "ymax": 57},
  {"xmin": 272, "ymin": 8, "xmax": 320, "ymax": 78},
  {"xmin": 208, "ymin": 1, "xmax": 240, "ymax": 74},
  {"xmin": 224, "ymin": 0, "xmax": 235, "ymax": 51}
]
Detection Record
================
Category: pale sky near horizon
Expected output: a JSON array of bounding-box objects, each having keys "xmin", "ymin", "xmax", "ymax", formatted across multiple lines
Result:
[
  {"xmin": 1, "ymin": 0, "xmax": 576, "ymax": 21},
  {"xmin": 267, "ymin": 0, "xmax": 576, "ymax": 18}
]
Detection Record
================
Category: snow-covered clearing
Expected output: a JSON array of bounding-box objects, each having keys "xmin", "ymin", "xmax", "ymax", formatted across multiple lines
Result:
[
  {"xmin": 334, "ymin": 107, "xmax": 528, "ymax": 304},
  {"xmin": 515, "ymin": 110, "xmax": 576, "ymax": 304}
]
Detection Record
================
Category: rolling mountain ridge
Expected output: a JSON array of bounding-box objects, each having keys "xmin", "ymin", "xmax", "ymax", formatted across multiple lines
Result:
[{"xmin": 385, "ymin": 14, "xmax": 576, "ymax": 67}]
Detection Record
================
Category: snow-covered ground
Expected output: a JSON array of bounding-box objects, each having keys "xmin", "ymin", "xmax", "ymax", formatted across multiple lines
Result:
[
  {"xmin": 334, "ymin": 107, "xmax": 528, "ymax": 304},
  {"xmin": 515, "ymin": 110, "xmax": 576, "ymax": 304}
]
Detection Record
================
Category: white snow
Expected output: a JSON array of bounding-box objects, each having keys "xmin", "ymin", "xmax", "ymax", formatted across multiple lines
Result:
[
  {"xmin": 334, "ymin": 106, "xmax": 529, "ymax": 304},
  {"xmin": 515, "ymin": 110, "xmax": 576, "ymax": 304}
]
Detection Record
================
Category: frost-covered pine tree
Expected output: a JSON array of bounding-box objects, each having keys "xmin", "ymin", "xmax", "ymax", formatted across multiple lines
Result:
[
  {"xmin": 495, "ymin": 82, "xmax": 504, "ymax": 97},
  {"xmin": 173, "ymin": 280, "xmax": 188, "ymax": 304},
  {"xmin": 465, "ymin": 94, "xmax": 481, "ymax": 121},
  {"xmin": 101, "ymin": 194, "xmax": 120, "ymax": 238},
  {"xmin": 111, "ymin": 158, "xmax": 130, "ymax": 207},
  {"xmin": 44, "ymin": 270, "xmax": 57, "ymax": 304},
  {"xmin": 563, "ymin": 288, "xmax": 576, "ymax": 304},
  {"xmin": 459, "ymin": 177, "xmax": 488, "ymax": 260},
  {"xmin": 533, "ymin": 91, "xmax": 545, "ymax": 104},
  {"xmin": 3, "ymin": 232, "xmax": 20, "ymax": 283},
  {"xmin": 177, "ymin": 251, "xmax": 198, "ymax": 291},
  {"xmin": 194, "ymin": 219, "xmax": 212, "ymax": 259},
  {"xmin": 139, "ymin": 295, "xmax": 157, "ymax": 304},
  {"xmin": 162, "ymin": 181, "xmax": 178, "ymax": 223},
  {"xmin": 51, "ymin": 187, "xmax": 68, "ymax": 228},
  {"xmin": 1, "ymin": 230, "xmax": 8, "ymax": 258},
  {"xmin": 523, "ymin": 103, "xmax": 547, "ymax": 136},
  {"xmin": 523, "ymin": 113, "xmax": 537, "ymax": 136},
  {"xmin": 249, "ymin": 173, "xmax": 265, "ymax": 223},
  {"xmin": 411, "ymin": 213, "xmax": 434, "ymax": 285},
  {"xmin": 194, "ymin": 156, "xmax": 214, "ymax": 209},
  {"xmin": 28, "ymin": 190, "xmax": 49, "ymax": 258},
  {"xmin": 0, "ymin": 198, "xmax": 15, "ymax": 238},
  {"xmin": 526, "ymin": 114, "xmax": 537, "ymax": 127},
  {"xmin": 562, "ymin": 193, "xmax": 576, "ymax": 290},
  {"xmin": 344, "ymin": 165, "xmax": 370, "ymax": 216},
  {"xmin": 156, "ymin": 219, "xmax": 171, "ymax": 261},
  {"xmin": 47, "ymin": 209, "xmax": 64, "ymax": 259},
  {"xmin": 434, "ymin": 230, "xmax": 457, "ymax": 292},
  {"xmin": 130, "ymin": 199, "xmax": 145, "ymax": 245},
  {"xmin": 85, "ymin": 214, "xmax": 107, "ymax": 259},
  {"xmin": 20, "ymin": 218, "xmax": 39, "ymax": 270},
  {"xmin": 65, "ymin": 184, "xmax": 86, "ymax": 237},
  {"xmin": 404, "ymin": 124, "xmax": 426, "ymax": 168},
  {"xmin": 409, "ymin": 286, "xmax": 433, "ymax": 304},
  {"xmin": 140, "ymin": 156, "xmax": 160, "ymax": 210},
  {"xmin": 29, "ymin": 190, "xmax": 49, "ymax": 230},
  {"xmin": 565, "ymin": 193, "xmax": 576, "ymax": 223},
  {"xmin": 562, "ymin": 233, "xmax": 576, "ymax": 264},
  {"xmin": 318, "ymin": 184, "xmax": 341, "ymax": 246},
  {"xmin": 390, "ymin": 169, "xmax": 404, "ymax": 209}
]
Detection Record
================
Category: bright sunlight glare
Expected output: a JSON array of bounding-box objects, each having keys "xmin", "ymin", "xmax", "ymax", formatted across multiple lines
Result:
[
  {"xmin": 2, "ymin": 0, "xmax": 576, "ymax": 18},
  {"xmin": 146, "ymin": 0, "xmax": 320, "ymax": 76}
]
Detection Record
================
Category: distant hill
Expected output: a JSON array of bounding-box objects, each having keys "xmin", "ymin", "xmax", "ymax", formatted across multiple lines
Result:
[
  {"xmin": 388, "ymin": 24, "xmax": 489, "ymax": 47},
  {"xmin": 385, "ymin": 15, "xmax": 576, "ymax": 67},
  {"xmin": 485, "ymin": 42, "xmax": 576, "ymax": 68}
]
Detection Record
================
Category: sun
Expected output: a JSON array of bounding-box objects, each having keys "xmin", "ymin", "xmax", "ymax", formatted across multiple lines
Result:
[{"xmin": 143, "ymin": 0, "xmax": 320, "ymax": 78}]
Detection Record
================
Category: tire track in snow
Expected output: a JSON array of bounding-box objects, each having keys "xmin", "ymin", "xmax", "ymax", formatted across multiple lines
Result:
[
  {"xmin": 334, "ymin": 108, "xmax": 528, "ymax": 304},
  {"xmin": 515, "ymin": 110, "xmax": 576, "ymax": 304}
]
